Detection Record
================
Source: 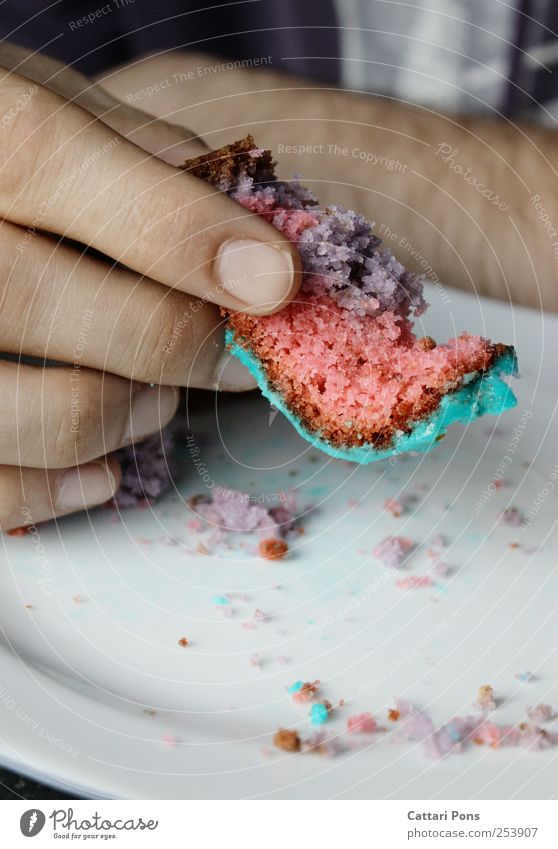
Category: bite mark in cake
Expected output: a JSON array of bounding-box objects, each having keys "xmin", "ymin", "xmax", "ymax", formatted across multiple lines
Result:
[{"xmin": 184, "ymin": 137, "xmax": 517, "ymax": 462}]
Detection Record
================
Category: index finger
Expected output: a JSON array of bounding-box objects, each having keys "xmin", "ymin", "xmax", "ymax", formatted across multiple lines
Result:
[{"xmin": 0, "ymin": 70, "xmax": 301, "ymax": 315}]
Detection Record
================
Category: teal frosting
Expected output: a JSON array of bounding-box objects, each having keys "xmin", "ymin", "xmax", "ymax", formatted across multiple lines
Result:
[{"xmin": 225, "ymin": 328, "xmax": 518, "ymax": 464}]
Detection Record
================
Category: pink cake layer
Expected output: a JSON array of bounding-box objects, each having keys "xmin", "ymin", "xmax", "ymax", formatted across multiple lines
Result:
[{"xmin": 228, "ymin": 291, "xmax": 502, "ymax": 448}]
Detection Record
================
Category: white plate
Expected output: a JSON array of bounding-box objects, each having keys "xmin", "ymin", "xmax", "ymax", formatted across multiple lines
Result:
[{"xmin": 1, "ymin": 285, "xmax": 557, "ymax": 800}]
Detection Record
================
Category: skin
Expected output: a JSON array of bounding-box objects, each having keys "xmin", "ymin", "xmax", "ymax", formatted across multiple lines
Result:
[
  {"xmin": 0, "ymin": 43, "xmax": 302, "ymax": 530},
  {"xmin": 97, "ymin": 51, "xmax": 558, "ymax": 313}
]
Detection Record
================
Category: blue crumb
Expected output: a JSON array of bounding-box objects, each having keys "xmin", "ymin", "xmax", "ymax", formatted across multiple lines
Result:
[
  {"xmin": 310, "ymin": 703, "xmax": 330, "ymax": 725},
  {"xmin": 212, "ymin": 595, "xmax": 230, "ymax": 606}
]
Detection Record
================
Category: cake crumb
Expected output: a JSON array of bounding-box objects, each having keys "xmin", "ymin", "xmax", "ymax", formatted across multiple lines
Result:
[
  {"xmin": 273, "ymin": 728, "xmax": 301, "ymax": 752},
  {"xmin": 473, "ymin": 721, "xmax": 502, "ymax": 748},
  {"xmin": 527, "ymin": 704, "xmax": 553, "ymax": 722},
  {"xmin": 347, "ymin": 712, "xmax": 377, "ymax": 734},
  {"xmin": 178, "ymin": 637, "xmax": 189, "ymax": 647},
  {"xmin": 431, "ymin": 560, "xmax": 450, "ymax": 577},
  {"xmin": 311, "ymin": 701, "xmax": 332, "ymax": 725},
  {"xmin": 395, "ymin": 575, "xmax": 433, "ymax": 589},
  {"xmin": 373, "ymin": 536, "xmax": 413, "ymax": 569},
  {"xmin": 384, "ymin": 498, "xmax": 404, "ymax": 518},
  {"xmin": 475, "ymin": 684, "xmax": 497, "ymax": 712},
  {"xmin": 515, "ymin": 670, "xmax": 534, "ymax": 682},
  {"xmin": 289, "ymin": 680, "xmax": 320, "ymax": 703},
  {"xmin": 259, "ymin": 538, "xmax": 289, "ymax": 560},
  {"xmin": 502, "ymin": 507, "xmax": 523, "ymax": 527}
]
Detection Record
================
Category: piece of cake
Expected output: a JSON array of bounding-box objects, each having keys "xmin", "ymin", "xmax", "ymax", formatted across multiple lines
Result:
[{"xmin": 184, "ymin": 137, "xmax": 517, "ymax": 463}]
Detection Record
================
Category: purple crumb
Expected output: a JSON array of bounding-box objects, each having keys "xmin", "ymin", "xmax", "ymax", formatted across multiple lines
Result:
[
  {"xmin": 373, "ymin": 535, "xmax": 413, "ymax": 569},
  {"xmin": 113, "ymin": 429, "xmax": 174, "ymax": 508},
  {"xmin": 189, "ymin": 487, "xmax": 296, "ymax": 540},
  {"xmin": 502, "ymin": 507, "xmax": 523, "ymax": 527}
]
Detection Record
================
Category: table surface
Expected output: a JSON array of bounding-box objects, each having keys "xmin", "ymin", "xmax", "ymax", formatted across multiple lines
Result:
[{"xmin": 0, "ymin": 766, "xmax": 75, "ymax": 800}]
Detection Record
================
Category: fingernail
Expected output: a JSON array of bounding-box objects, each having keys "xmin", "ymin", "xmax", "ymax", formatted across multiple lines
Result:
[
  {"xmin": 212, "ymin": 350, "xmax": 258, "ymax": 391},
  {"xmin": 124, "ymin": 385, "xmax": 179, "ymax": 442},
  {"xmin": 56, "ymin": 461, "xmax": 117, "ymax": 510},
  {"xmin": 215, "ymin": 238, "xmax": 295, "ymax": 309}
]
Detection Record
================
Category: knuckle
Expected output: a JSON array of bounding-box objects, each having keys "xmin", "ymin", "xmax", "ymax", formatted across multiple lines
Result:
[
  {"xmin": 130, "ymin": 184, "xmax": 208, "ymax": 275},
  {"xmin": 46, "ymin": 373, "xmax": 104, "ymax": 467},
  {"xmin": 0, "ymin": 222, "xmax": 38, "ymax": 330},
  {"xmin": 125, "ymin": 292, "xmax": 197, "ymax": 383},
  {"xmin": 0, "ymin": 74, "xmax": 51, "ymax": 203}
]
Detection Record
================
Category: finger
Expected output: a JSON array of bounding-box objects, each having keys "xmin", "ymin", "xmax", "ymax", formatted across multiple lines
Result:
[
  {"xmin": 0, "ymin": 69, "xmax": 301, "ymax": 315},
  {"xmin": 0, "ymin": 360, "xmax": 179, "ymax": 468},
  {"xmin": 0, "ymin": 40, "xmax": 208, "ymax": 165},
  {"xmin": 0, "ymin": 220, "xmax": 225, "ymax": 388},
  {"xmin": 0, "ymin": 456, "xmax": 120, "ymax": 531},
  {"xmin": 0, "ymin": 220, "xmax": 257, "ymax": 389}
]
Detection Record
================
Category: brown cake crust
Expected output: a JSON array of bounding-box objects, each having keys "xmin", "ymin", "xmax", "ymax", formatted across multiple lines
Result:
[{"xmin": 181, "ymin": 135, "xmax": 276, "ymax": 189}]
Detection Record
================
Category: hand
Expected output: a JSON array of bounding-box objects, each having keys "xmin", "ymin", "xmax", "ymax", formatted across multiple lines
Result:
[{"xmin": 0, "ymin": 44, "xmax": 301, "ymax": 530}]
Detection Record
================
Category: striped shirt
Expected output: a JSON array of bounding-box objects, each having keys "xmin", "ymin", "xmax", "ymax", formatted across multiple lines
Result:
[{"xmin": 1, "ymin": 0, "xmax": 556, "ymax": 122}]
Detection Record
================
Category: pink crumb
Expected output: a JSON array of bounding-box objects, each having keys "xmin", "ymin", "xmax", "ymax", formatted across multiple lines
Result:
[
  {"xmin": 474, "ymin": 721, "xmax": 502, "ymax": 748},
  {"xmin": 373, "ymin": 536, "xmax": 413, "ymax": 569},
  {"xmin": 384, "ymin": 498, "xmax": 404, "ymax": 517},
  {"xmin": 347, "ymin": 712, "xmax": 377, "ymax": 734},
  {"xmin": 384, "ymin": 494, "xmax": 417, "ymax": 517},
  {"xmin": 395, "ymin": 575, "xmax": 433, "ymax": 589}
]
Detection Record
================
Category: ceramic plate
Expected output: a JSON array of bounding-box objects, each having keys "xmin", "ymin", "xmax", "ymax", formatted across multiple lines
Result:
[{"xmin": 1, "ymin": 285, "xmax": 556, "ymax": 799}]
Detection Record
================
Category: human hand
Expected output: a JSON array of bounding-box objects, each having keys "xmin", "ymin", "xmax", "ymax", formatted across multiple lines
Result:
[{"xmin": 0, "ymin": 44, "xmax": 300, "ymax": 530}]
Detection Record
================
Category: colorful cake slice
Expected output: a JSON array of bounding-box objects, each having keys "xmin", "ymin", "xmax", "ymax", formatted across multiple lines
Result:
[{"xmin": 184, "ymin": 137, "xmax": 517, "ymax": 463}]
